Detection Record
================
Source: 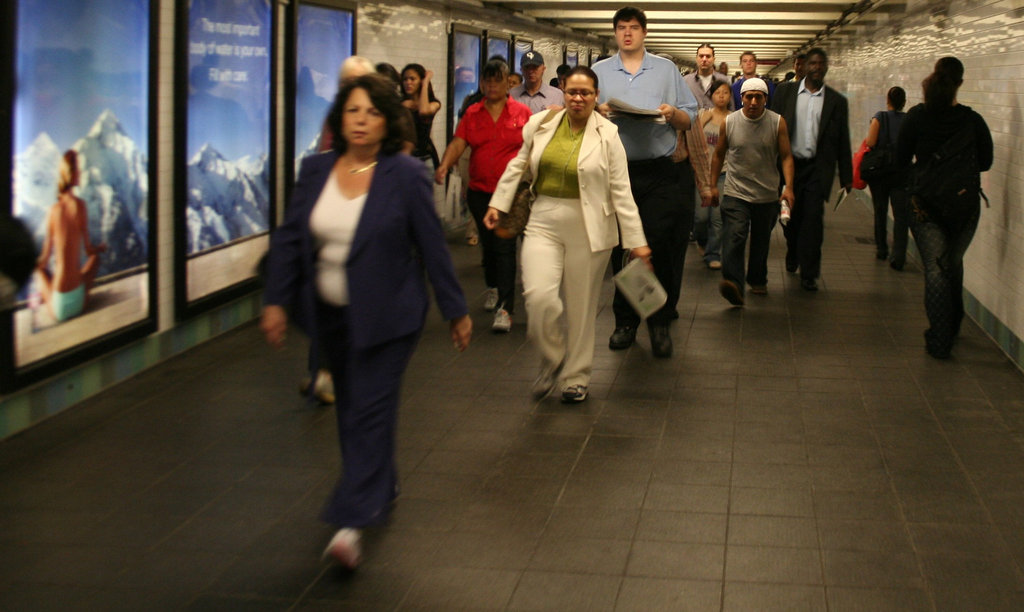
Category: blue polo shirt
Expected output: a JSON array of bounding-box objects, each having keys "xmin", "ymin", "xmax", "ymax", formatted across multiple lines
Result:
[{"xmin": 592, "ymin": 51, "xmax": 698, "ymax": 161}]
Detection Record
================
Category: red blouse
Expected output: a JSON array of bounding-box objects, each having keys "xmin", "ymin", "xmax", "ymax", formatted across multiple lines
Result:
[{"xmin": 455, "ymin": 97, "xmax": 532, "ymax": 193}]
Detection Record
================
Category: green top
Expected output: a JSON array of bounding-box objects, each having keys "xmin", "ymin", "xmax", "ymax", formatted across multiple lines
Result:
[{"xmin": 534, "ymin": 115, "xmax": 584, "ymax": 199}]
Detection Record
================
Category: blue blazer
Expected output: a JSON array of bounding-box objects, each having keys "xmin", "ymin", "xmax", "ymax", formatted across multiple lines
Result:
[{"xmin": 264, "ymin": 151, "xmax": 467, "ymax": 350}]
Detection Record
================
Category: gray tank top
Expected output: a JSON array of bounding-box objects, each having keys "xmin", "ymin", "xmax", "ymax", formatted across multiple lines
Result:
[{"xmin": 722, "ymin": 109, "xmax": 781, "ymax": 203}]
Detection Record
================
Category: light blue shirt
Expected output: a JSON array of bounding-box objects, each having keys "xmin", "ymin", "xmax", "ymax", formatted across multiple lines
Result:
[
  {"xmin": 592, "ymin": 51, "xmax": 698, "ymax": 161},
  {"xmin": 793, "ymin": 78, "xmax": 824, "ymax": 159}
]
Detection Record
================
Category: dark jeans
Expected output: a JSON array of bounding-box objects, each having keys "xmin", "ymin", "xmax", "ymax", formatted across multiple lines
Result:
[
  {"xmin": 611, "ymin": 157, "xmax": 684, "ymax": 328},
  {"xmin": 670, "ymin": 161, "xmax": 697, "ymax": 304},
  {"xmin": 467, "ymin": 188, "xmax": 517, "ymax": 314},
  {"xmin": 868, "ymin": 178, "xmax": 909, "ymax": 266},
  {"xmin": 784, "ymin": 160, "xmax": 826, "ymax": 280},
  {"xmin": 720, "ymin": 195, "xmax": 780, "ymax": 297},
  {"xmin": 317, "ymin": 302, "xmax": 420, "ymax": 528},
  {"xmin": 909, "ymin": 203, "xmax": 979, "ymax": 356}
]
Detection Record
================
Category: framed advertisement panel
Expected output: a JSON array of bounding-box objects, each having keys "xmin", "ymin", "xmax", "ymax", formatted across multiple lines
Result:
[
  {"xmin": 513, "ymin": 37, "xmax": 533, "ymax": 74},
  {"xmin": 447, "ymin": 25, "xmax": 482, "ymax": 140},
  {"xmin": 486, "ymin": 31, "xmax": 511, "ymax": 65},
  {"xmin": 286, "ymin": 0, "xmax": 355, "ymax": 190},
  {"xmin": 566, "ymin": 47, "xmax": 579, "ymax": 68},
  {"xmin": 2, "ymin": 0, "xmax": 158, "ymax": 391},
  {"xmin": 175, "ymin": 0, "xmax": 276, "ymax": 319}
]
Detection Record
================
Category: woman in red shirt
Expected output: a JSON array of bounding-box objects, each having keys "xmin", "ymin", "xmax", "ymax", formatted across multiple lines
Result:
[{"xmin": 436, "ymin": 59, "xmax": 531, "ymax": 332}]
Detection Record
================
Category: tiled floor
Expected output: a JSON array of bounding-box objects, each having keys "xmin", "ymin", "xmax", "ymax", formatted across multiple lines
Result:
[{"xmin": 3, "ymin": 199, "xmax": 1024, "ymax": 611}]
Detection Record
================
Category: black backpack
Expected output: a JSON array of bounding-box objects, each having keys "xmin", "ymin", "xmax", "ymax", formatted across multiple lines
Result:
[
  {"xmin": 907, "ymin": 123, "xmax": 988, "ymax": 231},
  {"xmin": 859, "ymin": 112, "xmax": 897, "ymax": 181}
]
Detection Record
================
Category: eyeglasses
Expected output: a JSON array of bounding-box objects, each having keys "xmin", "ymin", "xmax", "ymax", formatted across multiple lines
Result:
[{"xmin": 565, "ymin": 89, "xmax": 595, "ymax": 98}]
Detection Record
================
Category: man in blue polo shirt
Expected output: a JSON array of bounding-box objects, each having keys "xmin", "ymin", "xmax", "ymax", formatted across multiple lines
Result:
[{"xmin": 593, "ymin": 6, "xmax": 698, "ymax": 358}]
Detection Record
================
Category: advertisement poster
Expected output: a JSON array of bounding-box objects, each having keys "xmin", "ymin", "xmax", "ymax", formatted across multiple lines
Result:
[
  {"xmin": 452, "ymin": 30, "xmax": 481, "ymax": 123},
  {"xmin": 294, "ymin": 2, "xmax": 353, "ymax": 176},
  {"xmin": 514, "ymin": 39, "xmax": 532, "ymax": 75},
  {"xmin": 184, "ymin": 0, "xmax": 272, "ymax": 302},
  {"xmin": 11, "ymin": 0, "xmax": 152, "ymax": 368},
  {"xmin": 487, "ymin": 36, "xmax": 510, "ymax": 65},
  {"xmin": 566, "ymin": 48, "xmax": 579, "ymax": 68}
]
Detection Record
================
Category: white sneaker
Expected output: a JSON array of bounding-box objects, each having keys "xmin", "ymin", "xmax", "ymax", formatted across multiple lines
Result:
[
  {"xmin": 483, "ymin": 288, "xmax": 499, "ymax": 312},
  {"xmin": 322, "ymin": 528, "xmax": 362, "ymax": 569},
  {"xmin": 312, "ymin": 369, "xmax": 335, "ymax": 404},
  {"xmin": 491, "ymin": 308, "xmax": 511, "ymax": 333}
]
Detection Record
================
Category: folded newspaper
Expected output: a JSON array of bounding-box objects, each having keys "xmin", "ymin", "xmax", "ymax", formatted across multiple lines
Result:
[
  {"xmin": 607, "ymin": 98, "xmax": 666, "ymax": 123},
  {"xmin": 613, "ymin": 258, "xmax": 667, "ymax": 320}
]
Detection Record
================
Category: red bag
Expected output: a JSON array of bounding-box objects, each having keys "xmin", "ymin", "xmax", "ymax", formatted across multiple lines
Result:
[{"xmin": 851, "ymin": 139, "xmax": 869, "ymax": 190}]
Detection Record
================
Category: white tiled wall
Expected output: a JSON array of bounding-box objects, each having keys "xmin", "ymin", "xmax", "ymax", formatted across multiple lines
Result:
[{"xmin": 794, "ymin": 0, "xmax": 1024, "ymax": 349}]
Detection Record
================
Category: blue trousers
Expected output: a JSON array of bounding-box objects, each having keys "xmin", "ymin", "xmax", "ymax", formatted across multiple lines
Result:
[
  {"xmin": 909, "ymin": 204, "xmax": 979, "ymax": 357},
  {"xmin": 318, "ymin": 302, "xmax": 420, "ymax": 527}
]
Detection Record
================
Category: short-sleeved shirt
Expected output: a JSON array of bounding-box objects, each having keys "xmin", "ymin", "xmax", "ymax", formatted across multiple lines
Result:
[
  {"xmin": 510, "ymin": 83, "xmax": 564, "ymax": 114},
  {"xmin": 592, "ymin": 51, "xmax": 698, "ymax": 161},
  {"xmin": 455, "ymin": 97, "xmax": 532, "ymax": 193}
]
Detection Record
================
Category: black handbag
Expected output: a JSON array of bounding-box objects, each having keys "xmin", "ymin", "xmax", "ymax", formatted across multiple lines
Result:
[{"xmin": 859, "ymin": 113, "xmax": 895, "ymax": 181}]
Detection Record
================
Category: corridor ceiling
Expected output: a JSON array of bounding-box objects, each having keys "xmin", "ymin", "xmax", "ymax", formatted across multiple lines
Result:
[{"xmin": 484, "ymin": 0, "xmax": 884, "ymax": 69}]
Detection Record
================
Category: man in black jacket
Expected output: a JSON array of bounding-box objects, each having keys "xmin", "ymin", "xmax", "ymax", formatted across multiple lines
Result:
[{"xmin": 771, "ymin": 47, "xmax": 852, "ymax": 291}]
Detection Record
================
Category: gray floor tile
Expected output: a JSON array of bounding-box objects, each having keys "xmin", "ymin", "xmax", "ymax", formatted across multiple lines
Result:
[{"xmin": 615, "ymin": 577, "xmax": 721, "ymax": 611}]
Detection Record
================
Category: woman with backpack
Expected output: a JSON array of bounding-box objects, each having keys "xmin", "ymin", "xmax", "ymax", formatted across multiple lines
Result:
[
  {"xmin": 897, "ymin": 57, "xmax": 993, "ymax": 359},
  {"xmin": 862, "ymin": 86, "xmax": 908, "ymax": 269}
]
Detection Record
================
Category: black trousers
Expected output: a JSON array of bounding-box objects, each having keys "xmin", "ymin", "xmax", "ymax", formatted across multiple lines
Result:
[
  {"xmin": 784, "ymin": 159, "xmax": 827, "ymax": 280},
  {"xmin": 467, "ymin": 188, "xmax": 517, "ymax": 314},
  {"xmin": 611, "ymin": 157, "xmax": 684, "ymax": 328},
  {"xmin": 868, "ymin": 177, "xmax": 910, "ymax": 267}
]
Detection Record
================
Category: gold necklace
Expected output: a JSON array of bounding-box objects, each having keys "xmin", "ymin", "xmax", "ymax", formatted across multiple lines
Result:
[{"xmin": 348, "ymin": 161, "xmax": 378, "ymax": 175}]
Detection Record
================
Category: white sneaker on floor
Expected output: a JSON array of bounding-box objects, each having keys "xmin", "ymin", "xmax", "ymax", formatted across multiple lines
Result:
[
  {"xmin": 483, "ymin": 288, "xmax": 499, "ymax": 312},
  {"xmin": 322, "ymin": 528, "xmax": 362, "ymax": 569},
  {"xmin": 491, "ymin": 308, "xmax": 511, "ymax": 333}
]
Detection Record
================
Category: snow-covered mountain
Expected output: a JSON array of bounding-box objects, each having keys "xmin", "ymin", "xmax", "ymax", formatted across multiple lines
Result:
[
  {"xmin": 13, "ymin": 110, "xmax": 149, "ymax": 277},
  {"xmin": 186, "ymin": 144, "xmax": 269, "ymax": 253}
]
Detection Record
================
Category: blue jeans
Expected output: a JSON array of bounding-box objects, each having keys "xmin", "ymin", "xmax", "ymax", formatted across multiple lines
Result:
[
  {"xmin": 909, "ymin": 203, "xmax": 979, "ymax": 356},
  {"xmin": 720, "ymin": 195, "xmax": 780, "ymax": 297},
  {"xmin": 693, "ymin": 174, "xmax": 724, "ymax": 263}
]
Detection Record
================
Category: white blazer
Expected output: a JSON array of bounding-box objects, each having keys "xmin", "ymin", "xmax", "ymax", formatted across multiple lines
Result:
[{"xmin": 490, "ymin": 109, "xmax": 647, "ymax": 253}]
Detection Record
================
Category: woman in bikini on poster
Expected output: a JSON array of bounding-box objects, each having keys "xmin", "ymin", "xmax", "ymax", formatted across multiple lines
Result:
[{"xmin": 35, "ymin": 150, "xmax": 106, "ymax": 322}]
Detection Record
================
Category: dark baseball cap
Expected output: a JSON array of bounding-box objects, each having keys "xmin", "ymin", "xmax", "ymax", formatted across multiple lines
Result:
[{"xmin": 521, "ymin": 51, "xmax": 544, "ymax": 68}]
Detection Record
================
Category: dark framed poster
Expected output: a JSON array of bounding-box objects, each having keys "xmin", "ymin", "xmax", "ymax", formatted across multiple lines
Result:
[
  {"xmin": 286, "ymin": 0, "xmax": 354, "ymax": 189},
  {"xmin": 175, "ymin": 0, "xmax": 276, "ymax": 319},
  {"xmin": 566, "ymin": 47, "xmax": 579, "ymax": 68},
  {"xmin": 2, "ymin": 0, "xmax": 157, "ymax": 391},
  {"xmin": 513, "ymin": 37, "xmax": 532, "ymax": 74},
  {"xmin": 448, "ymin": 25, "xmax": 482, "ymax": 139},
  {"xmin": 486, "ymin": 31, "xmax": 511, "ymax": 65}
]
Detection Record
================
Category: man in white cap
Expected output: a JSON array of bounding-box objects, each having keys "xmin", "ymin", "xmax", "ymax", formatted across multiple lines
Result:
[
  {"xmin": 510, "ymin": 50, "xmax": 564, "ymax": 114},
  {"xmin": 709, "ymin": 77, "xmax": 795, "ymax": 306}
]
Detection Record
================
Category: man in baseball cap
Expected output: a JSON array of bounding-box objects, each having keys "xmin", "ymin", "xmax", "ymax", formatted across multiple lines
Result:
[{"xmin": 510, "ymin": 50, "xmax": 564, "ymax": 113}]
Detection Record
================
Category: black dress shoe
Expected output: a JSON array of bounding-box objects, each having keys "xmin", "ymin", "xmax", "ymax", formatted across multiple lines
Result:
[
  {"xmin": 800, "ymin": 278, "xmax": 818, "ymax": 291},
  {"xmin": 609, "ymin": 326, "xmax": 637, "ymax": 350},
  {"xmin": 785, "ymin": 261, "xmax": 798, "ymax": 273},
  {"xmin": 649, "ymin": 326, "xmax": 672, "ymax": 358}
]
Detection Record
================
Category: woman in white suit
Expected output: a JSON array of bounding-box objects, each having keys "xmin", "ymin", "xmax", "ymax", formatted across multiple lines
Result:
[{"xmin": 485, "ymin": 66, "xmax": 650, "ymax": 403}]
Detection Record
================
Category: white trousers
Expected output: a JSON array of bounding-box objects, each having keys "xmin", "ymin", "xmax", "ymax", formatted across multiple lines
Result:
[{"xmin": 521, "ymin": 195, "xmax": 610, "ymax": 387}]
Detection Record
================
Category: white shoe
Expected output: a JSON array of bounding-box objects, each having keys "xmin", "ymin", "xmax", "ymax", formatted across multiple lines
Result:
[
  {"xmin": 491, "ymin": 308, "xmax": 511, "ymax": 333},
  {"xmin": 483, "ymin": 288, "xmax": 499, "ymax": 312},
  {"xmin": 323, "ymin": 528, "xmax": 362, "ymax": 569},
  {"xmin": 312, "ymin": 370, "xmax": 335, "ymax": 404}
]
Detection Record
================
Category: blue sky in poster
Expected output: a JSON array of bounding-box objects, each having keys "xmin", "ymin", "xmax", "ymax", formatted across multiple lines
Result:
[
  {"xmin": 14, "ymin": 0, "xmax": 149, "ymax": 154},
  {"xmin": 295, "ymin": 4, "xmax": 352, "ymax": 155},
  {"xmin": 187, "ymin": 0, "xmax": 271, "ymax": 161}
]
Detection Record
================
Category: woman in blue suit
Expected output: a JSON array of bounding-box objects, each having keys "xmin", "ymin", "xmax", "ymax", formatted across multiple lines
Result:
[{"xmin": 261, "ymin": 75, "xmax": 472, "ymax": 569}]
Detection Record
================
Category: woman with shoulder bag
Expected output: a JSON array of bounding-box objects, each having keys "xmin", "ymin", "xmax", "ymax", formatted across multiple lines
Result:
[
  {"xmin": 484, "ymin": 66, "xmax": 650, "ymax": 403},
  {"xmin": 863, "ymin": 86, "xmax": 909, "ymax": 269},
  {"xmin": 896, "ymin": 57, "xmax": 993, "ymax": 359}
]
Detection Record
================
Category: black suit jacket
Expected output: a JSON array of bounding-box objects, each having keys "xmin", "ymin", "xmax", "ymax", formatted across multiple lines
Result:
[{"xmin": 772, "ymin": 81, "xmax": 853, "ymax": 193}]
